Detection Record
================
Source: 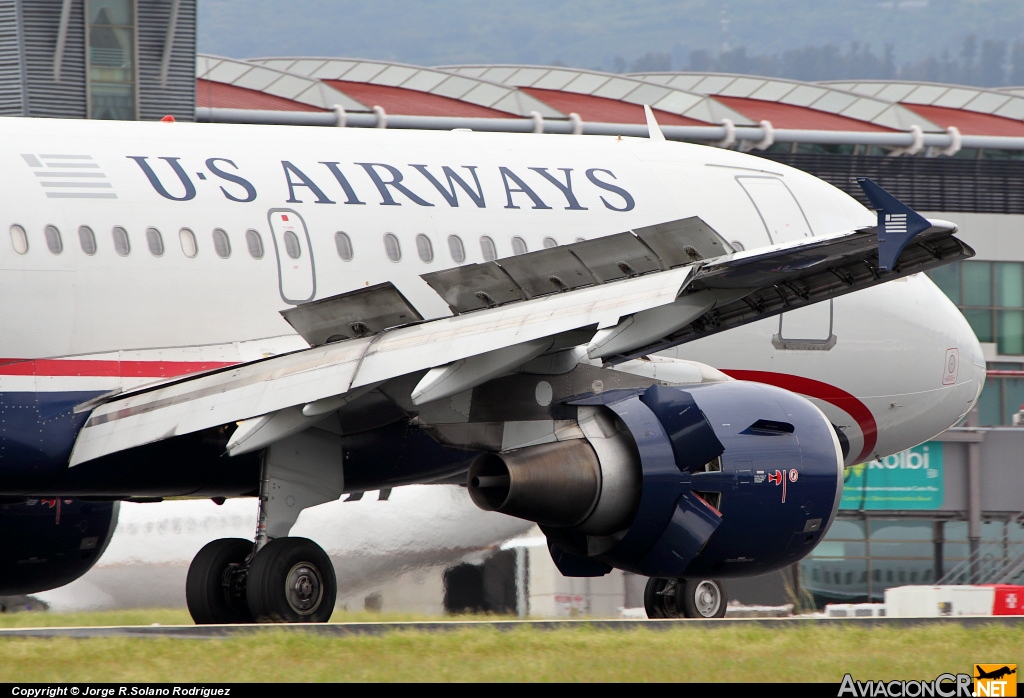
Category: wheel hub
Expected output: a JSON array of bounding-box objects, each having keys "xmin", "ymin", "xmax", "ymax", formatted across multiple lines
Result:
[
  {"xmin": 694, "ymin": 581, "xmax": 720, "ymax": 617},
  {"xmin": 286, "ymin": 562, "xmax": 323, "ymax": 615}
]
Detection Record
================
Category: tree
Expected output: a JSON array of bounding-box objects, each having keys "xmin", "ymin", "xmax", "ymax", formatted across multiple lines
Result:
[
  {"xmin": 630, "ymin": 51, "xmax": 672, "ymax": 73},
  {"xmin": 960, "ymin": 34, "xmax": 978, "ymax": 84},
  {"xmin": 1011, "ymin": 41, "xmax": 1024, "ymax": 86},
  {"xmin": 979, "ymin": 39, "xmax": 1007, "ymax": 86}
]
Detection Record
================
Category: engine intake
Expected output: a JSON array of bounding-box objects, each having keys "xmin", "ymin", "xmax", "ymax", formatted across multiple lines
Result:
[{"xmin": 0, "ymin": 499, "xmax": 118, "ymax": 595}]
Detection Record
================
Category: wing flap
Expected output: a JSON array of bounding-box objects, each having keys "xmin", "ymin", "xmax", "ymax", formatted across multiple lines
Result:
[
  {"xmin": 70, "ymin": 265, "xmax": 694, "ymax": 466},
  {"xmin": 70, "ymin": 340, "xmax": 371, "ymax": 466}
]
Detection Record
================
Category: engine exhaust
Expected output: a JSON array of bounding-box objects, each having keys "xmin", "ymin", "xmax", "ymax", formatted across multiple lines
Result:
[{"xmin": 468, "ymin": 439, "xmax": 602, "ymax": 529}]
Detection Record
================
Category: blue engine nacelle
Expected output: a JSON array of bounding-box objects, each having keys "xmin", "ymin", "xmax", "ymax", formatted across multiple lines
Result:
[
  {"xmin": 467, "ymin": 382, "xmax": 844, "ymax": 579},
  {"xmin": 0, "ymin": 499, "xmax": 119, "ymax": 595}
]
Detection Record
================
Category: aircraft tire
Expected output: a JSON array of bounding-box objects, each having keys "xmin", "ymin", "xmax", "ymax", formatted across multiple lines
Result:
[
  {"xmin": 186, "ymin": 538, "xmax": 254, "ymax": 625},
  {"xmin": 680, "ymin": 578, "xmax": 727, "ymax": 619},
  {"xmin": 643, "ymin": 577, "xmax": 682, "ymax": 619},
  {"xmin": 246, "ymin": 537, "xmax": 336, "ymax": 623}
]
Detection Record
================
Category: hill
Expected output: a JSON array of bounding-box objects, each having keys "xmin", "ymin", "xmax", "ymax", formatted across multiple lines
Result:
[{"xmin": 196, "ymin": 0, "xmax": 1024, "ymax": 86}]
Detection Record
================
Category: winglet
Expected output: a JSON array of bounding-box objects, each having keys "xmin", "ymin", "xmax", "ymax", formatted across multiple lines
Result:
[
  {"xmin": 856, "ymin": 177, "xmax": 932, "ymax": 272},
  {"xmin": 644, "ymin": 105, "xmax": 666, "ymax": 142}
]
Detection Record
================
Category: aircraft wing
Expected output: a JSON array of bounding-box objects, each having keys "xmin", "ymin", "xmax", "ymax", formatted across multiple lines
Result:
[
  {"xmin": 598, "ymin": 215, "xmax": 965, "ymax": 363},
  {"xmin": 68, "ymin": 191, "xmax": 973, "ymax": 467}
]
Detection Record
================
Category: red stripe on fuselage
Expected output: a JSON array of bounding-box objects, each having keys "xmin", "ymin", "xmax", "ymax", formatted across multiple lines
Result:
[
  {"xmin": 0, "ymin": 358, "xmax": 236, "ymax": 378},
  {"xmin": 721, "ymin": 370, "xmax": 877, "ymax": 463},
  {"xmin": 0, "ymin": 359, "xmax": 878, "ymax": 461}
]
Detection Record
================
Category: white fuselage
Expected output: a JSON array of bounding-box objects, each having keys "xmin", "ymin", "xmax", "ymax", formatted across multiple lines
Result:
[
  {"xmin": 0, "ymin": 118, "xmax": 984, "ymax": 467},
  {"xmin": 35, "ymin": 486, "xmax": 534, "ymax": 611}
]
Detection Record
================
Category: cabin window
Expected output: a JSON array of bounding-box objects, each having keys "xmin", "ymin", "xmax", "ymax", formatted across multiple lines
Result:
[
  {"xmin": 179, "ymin": 228, "xmax": 197, "ymax": 258},
  {"xmin": 334, "ymin": 231, "xmax": 353, "ymax": 261},
  {"xmin": 213, "ymin": 228, "xmax": 231, "ymax": 258},
  {"xmin": 246, "ymin": 229, "xmax": 264, "ymax": 259},
  {"xmin": 9, "ymin": 225, "xmax": 28, "ymax": 254},
  {"xmin": 479, "ymin": 235, "xmax": 497, "ymax": 262},
  {"xmin": 416, "ymin": 234, "xmax": 434, "ymax": 263},
  {"xmin": 112, "ymin": 226, "xmax": 130, "ymax": 256},
  {"xmin": 448, "ymin": 235, "xmax": 465, "ymax": 264},
  {"xmin": 146, "ymin": 227, "xmax": 164, "ymax": 257},
  {"xmin": 542, "ymin": 237, "xmax": 557, "ymax": 249},
  {"xmin": 78, "ymin": 226, "xmax": 97, "ymax": 255},
  {"xmin": 383, "ymin": 233, "xmax": 401, "ymax": 262},
  {"xmin": 44, "ymin": 225, "xmax": 63, "ymax": 255},
  {"xmin": 511, "ymin": 236, "xmax": 528, "ymax": 255},
  {"xmin": 283, "ymin": 231, "xmax": 301, "ymax": 259}
]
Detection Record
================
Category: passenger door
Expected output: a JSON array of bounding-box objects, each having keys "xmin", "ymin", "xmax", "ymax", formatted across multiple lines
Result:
[{"xmin": 267, "ymin": 208, "xmax": 316, "ymax": 304}]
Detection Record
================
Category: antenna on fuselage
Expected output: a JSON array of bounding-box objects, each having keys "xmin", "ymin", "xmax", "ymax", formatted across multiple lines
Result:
[{"xmin": 644, "ymin": 105, "xmax": 666, "ymax": 142}]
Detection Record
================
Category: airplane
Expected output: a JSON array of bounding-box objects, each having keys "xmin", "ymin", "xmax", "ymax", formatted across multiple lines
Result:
[
  {"xmin": 0, "ymin": 113, "xmax": 983, "ymax": 623},
  {"xmin": 975, "ymin": 666, "xmax": 1017, "ymax": 681},
  {"xmin": 32, "ymin": 487, "xmax": 533, "ymax": 613}
]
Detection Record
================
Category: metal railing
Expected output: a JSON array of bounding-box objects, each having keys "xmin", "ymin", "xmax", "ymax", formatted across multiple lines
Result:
[{"xmin": 195, "ymin": 106, "xmax": 1024, "ymax": 153}]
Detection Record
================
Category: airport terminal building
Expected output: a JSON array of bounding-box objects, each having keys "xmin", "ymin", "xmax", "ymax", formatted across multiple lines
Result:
[{"xmin": 2, "ymin": 0, "xmax": 1023, "ymax": 613}]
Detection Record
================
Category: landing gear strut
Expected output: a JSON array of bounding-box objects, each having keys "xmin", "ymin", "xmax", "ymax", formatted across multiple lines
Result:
[{"xmin": 644, "ymin": 577, "xmax": 727, "ymax": 619}]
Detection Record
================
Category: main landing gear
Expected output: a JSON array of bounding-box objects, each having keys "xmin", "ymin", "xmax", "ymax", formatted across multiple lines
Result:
[
  {"xmin": 187, "ymin": 432, "xmax": 345, "ymax": 624},
  {"xmin": 644, "ymin": 577, "xmax": 728, "ymax": 619},
  {"xmin": 186, "ymin": 536, "xmax": 336, "ymax": 623}
]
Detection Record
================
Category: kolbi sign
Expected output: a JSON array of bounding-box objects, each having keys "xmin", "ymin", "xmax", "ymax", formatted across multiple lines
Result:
[{"xmin": 840, "ymin": 442, "xmax": 943, "ymax": 510}]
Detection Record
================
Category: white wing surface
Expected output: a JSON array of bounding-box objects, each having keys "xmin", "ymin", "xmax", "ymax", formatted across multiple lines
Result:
[{"xmin": 69, "ymin": 213, "xmax": 971, "ymax": 467}]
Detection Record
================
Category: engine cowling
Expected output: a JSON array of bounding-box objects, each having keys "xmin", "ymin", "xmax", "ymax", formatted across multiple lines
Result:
[
  {"xmin": 467, "ymin": 381, "xmax": 843, "ymax": 579},
  {"xmin": 0, "ymin": 499, "xmax": 118, "ymax": 594}
]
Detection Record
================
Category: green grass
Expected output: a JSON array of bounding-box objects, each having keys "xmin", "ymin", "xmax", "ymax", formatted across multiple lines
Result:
[
  {"xmin": 0, "ymin": 608, "xmax": 195, "ymax": 628},
  {"xmin": 0, "ymin": 611, "xmax": 1017, "ymax": 682}
]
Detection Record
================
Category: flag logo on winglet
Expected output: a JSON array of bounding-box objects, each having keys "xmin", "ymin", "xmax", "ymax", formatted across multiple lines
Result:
[{"xmin": 885, "ymin": 213, "xmax": 908, "ymax": 235}]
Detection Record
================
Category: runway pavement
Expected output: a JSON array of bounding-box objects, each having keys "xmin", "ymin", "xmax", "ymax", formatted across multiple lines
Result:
[{"xmin": 0, "ymin": 615, "xmax": 1020, "ymax": 639}]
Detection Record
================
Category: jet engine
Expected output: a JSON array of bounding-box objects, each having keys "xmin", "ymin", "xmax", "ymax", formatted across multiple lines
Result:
[
  {"xmin": 467, "ymin": 382, "xmax": 843, "ymax": 579},
  {"xmin": 0, "ymin": 499, "xmax": 118, "ymax": 595}
]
